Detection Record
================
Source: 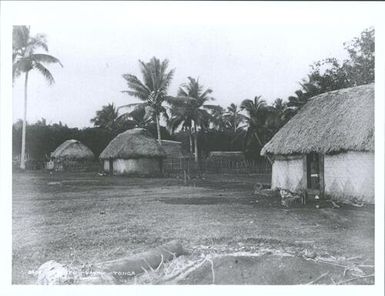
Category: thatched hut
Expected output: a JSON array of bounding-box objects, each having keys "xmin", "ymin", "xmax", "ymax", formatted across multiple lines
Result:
[
  {"xmin": 261, "ymin": 84, "xmax": 374, "ymax": 203},
  {"xmin": 50, "ymin": 139, "xmax": 95, "ymax": 171},
  {"xmin": 99, "ymin": 128, "xmax": 166, "ymax": 176}
]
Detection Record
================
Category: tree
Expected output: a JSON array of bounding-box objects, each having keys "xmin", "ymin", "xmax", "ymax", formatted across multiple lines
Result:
[
  {"xmin": 288, "ymin": 27, "xmax": 374, "ymax": 113},
  {"xmin": 241, "ymin": 96, "xmax": 273, "ymax": 163},
  {"xmin": 223, "ymin": 103, "xmax": 246, "ymax": 133},
  {"xmin": 168, "ymin": 77, "xmax": 215, "ymax": 162},
  {"xmin": 121, "ymin": 57, "xmax": 174, "ymax": 144},
  {"xmin": 210, "ymin": 105, "xmax": 226, "ymax": 132},
  {"xmin": 90, "ymin": 103, "xmax": 119, "ymax": 131},
  {"xmin": 13, "ymin": 26, "xmax": 63, "ymax": 169},
  {"xmin": 270, "ymin": 98, "xmax": 294, "ymax": 128},
  {"xmin": 120, "ymin": 104, "xmax": 152, "ymax": 129}
]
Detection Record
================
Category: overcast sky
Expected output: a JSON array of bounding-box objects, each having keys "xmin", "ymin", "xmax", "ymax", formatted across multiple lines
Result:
[{"xmin": 10, "ymin": 2, "xmax": 376, "ymax": 128}]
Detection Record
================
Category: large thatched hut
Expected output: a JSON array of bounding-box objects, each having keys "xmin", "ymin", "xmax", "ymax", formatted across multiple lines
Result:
[
  {"xmin": 50, "ymin": 139, "xmax": 95, "ymax": 171},
  {"xmin": 99, "ymin": 128, "xmax": 166, "ymax": 176},
  {"xmin": 261, "ymin": 84, "xmax": 374, "ymax": 203}
]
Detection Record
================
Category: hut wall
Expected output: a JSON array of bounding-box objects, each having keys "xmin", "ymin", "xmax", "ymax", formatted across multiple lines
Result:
[
  {"xmin": 271, "ymin": 155, "xmax": 306, "ymax": 192},
  {"xmin": 324, "ymin": 151, "xmax": 374, "ymax": 203},
  {"xmin": 103, "ymin": 158, "xmax": 161, "ymax": 175}
]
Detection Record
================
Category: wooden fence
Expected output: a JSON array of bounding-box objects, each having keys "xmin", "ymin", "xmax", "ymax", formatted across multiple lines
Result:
[{"xmin": 162, "ymin": 157, "xmax": 272, "ymax": 184}]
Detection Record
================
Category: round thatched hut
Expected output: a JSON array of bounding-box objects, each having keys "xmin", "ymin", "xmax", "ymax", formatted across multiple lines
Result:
[
  {"xmin": 50, "ymin": 139, "xmax": 95, "ymax": 171},
  {"xmin": 99, "ymin": 128, "xmax": 166, "ymax": 176},
  {"xmin": 261, "ymin": 83, "xmax": 374, "ymax": 203}
]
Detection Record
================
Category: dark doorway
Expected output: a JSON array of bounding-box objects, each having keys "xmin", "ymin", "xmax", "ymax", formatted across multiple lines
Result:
[{"xmin": 306, "ymin": 152, "xmax": 321, "ymax": 190}]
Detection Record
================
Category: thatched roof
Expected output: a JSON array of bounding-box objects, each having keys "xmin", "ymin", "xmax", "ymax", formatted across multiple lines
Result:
[
  {"xmin": 261, "ymin": 84, "xmax": 374, "ymax": 156},
  {"xmin": 51, "ymin": 139, "xmax": 95, "ymax": 160},
  {"xmin": 99, "ymin": 128, "xmax": 166, "ymax": 159}
]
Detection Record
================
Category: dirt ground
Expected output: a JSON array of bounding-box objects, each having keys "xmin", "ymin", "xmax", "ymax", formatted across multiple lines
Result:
[{"xmin": 12, "ymin": 170, "xmax": 375, "ymax": 284}]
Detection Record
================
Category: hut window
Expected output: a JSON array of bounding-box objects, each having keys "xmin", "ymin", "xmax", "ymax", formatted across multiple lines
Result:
[{"xmin": 306, "ymin": 152, "xmax": 320, "ymax": 190}]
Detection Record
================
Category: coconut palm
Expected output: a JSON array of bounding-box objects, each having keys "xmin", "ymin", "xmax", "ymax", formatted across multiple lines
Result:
[
  {"xmin": 167, "ymin": 105, "xmax": 194, "ymax": 153},
  {"xmin": 121, "ymin": 57, "xmax": 174, "ymax": 144},
  {"xmin": 241, "ymin": 96, "xmax": 273, "ymax": 164},
  {"xmin": 210, "ymin": 105, "xmax": 226, "ymax": 132},
  {"xmin": 91, "ymin": 103, "xmax": 119, "ymax": 131},
  {"xmin": 13, "ymin": 26, "xmax": 63, "ymax": 169},
  {"xmin": 224, "ymin": 103, "xmax": 247, "ymax": 133},
  {"xmin": 167, "ymin": 77, "xmax": 215, "ymax": 162}
]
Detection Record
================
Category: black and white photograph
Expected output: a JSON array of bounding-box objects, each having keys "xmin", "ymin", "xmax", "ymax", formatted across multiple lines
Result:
[{"xmin": 0, "ymin": 1, "xmax": 384, "ymax": 294}]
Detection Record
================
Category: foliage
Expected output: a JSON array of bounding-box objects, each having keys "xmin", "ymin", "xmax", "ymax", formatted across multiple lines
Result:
[
  {"xmin": 288, "ymin": 27, "xmax": 374, "ymax": 111},
  {"xmin": 13, "ymin": 25, "xmax": 62, "ymax": 169},
  {"xmin": 13, "ymin": 25, "xmax": 63, "ymax": 84},
  {"xmin": 121, "ymin": 57, "xmax": 174, "ymax": 142},
  {"xmin": 90, "ymin": 102, "xmax": 137, "ymax": 134},
  {"xmin": 167, "ymin": 77, "xmax": 217, "ymax": 161},
  {"xmin": 223, "ymin": 103, "xmax": 247, "ymax": 132},
  {"xmin": 13, "ymin": 120, "xmax": 112, "ymax": 160}
]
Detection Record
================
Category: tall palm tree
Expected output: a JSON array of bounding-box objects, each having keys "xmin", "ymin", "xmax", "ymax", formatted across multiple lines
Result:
[
  {"xmin": 241, "ymin": 96, "xmax": 273, "ymax": 164},
  {"xmin": 224, "ymin": 103, "xmax": 246, "ymax": 133},
  {"xmin": 167, "ymin": 77, "xmax": 215, "ymax": 162},
  {"xmin": 121, "ymin": 57, "xmax": 174, "ymax": 144},
  {"xmin": 13, "ymin": 26, "xmax": 63, "ymax": 169}
]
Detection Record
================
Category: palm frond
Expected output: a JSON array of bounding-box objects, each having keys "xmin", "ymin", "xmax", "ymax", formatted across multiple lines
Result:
[
  {"xmin": 33, "ymin": 62, "xmax": 55, "ymax": 84},
  {"xmin": 28, "ymin": 34, "xmax": 49, "ymax": 52},
  {"xmin": 13, "ymin": 26, "xmax": 30, "ymax": 52},
  {"xmin": 122, "ymin": 73, "xmax": 151, "ymax": 98},
  {"xmin": 117, "ymin": 102, "xmax": 143, "ymax": 111},
  {"xmin": 32, "ymin": 54, "xmax": 62, "ymax": 66}
]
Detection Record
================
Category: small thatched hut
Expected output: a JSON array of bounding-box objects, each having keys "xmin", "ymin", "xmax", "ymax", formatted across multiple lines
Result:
[
  {"xmin": 99, "ymin": 128, "xmax": 166, "ymax": 176},
  {"xmin": 261, "ymin": 84, "xmax": 374, "ymax": 203},
  {"xmin": 50, "ymin": 139, "xmax": 95, "ymax": 171}
]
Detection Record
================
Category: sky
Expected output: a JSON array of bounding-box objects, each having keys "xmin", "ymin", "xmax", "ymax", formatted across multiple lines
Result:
[{"xmin": 10, "ymin": 2, "xmax": 376, "ymax": 128}]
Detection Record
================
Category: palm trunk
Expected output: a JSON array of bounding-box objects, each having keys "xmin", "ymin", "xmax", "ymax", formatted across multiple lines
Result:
[
  {"xmin": 254, "ymin": 131, "xmax": 273, "ymax": 165},
  {"xmin": 156, "ymin": 114, "xmax": 161, "ymax": 145},
  {"xmin": 188, "ymin": 127, "xmax": 193, "ymax": 155},
  {"xmin": 20, "ymin": 71, "xmax": 29, "ymax": 170},
  {"xmin": 194, "ymin": 123, "xmax": 198, "ymax": 163}
]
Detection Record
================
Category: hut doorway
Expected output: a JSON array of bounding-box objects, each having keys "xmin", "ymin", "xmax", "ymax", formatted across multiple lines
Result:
[{"xmin": 306, "ymin": 152, "xmax": 324, "ymax": 198}]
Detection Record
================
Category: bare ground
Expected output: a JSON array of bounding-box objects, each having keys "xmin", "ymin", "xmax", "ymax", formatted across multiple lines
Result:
[{"xmin": 12, "ymin": 170, "xmax": 374, "ymax": 284}]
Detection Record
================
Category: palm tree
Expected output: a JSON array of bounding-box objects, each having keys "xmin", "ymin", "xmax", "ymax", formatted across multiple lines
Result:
[
  {"xmin": 167, "ymin": 77, "xmax": 215, "ymax": 162},
  {"xmin": 13, "ymin": 26, "xmax": 63, "ymax": 169},
  {"xmin": 287, "ymin": 78, "xmax": 321, "ymax": 111},
  {"xmin": 121, "ymin": 57, "xmax": 174, "ymax": 144},
  {"xmin": 210, "ymin": 105, "xmax": 226, "ymax": 132},
  {"xmin": 271, "ymin": 98, "xmax": 294, "ymax": 126},
  {"xmin": 241, "ymin": 96, "xmax": 273, "ymax": 164},
  {"xmin": 91, "ymin": 103, "xmax": 119, "ymax": 132},
  {"xmin": 224, "ymin": 103, "xmax": 246, "ymax": 133},
  {"xmin": 167, "ymin": 104, "xmax": 194, "ymax": 154},
  {"xmin": 121, "ymin": 104, "xmax": 152, "ymax": 129}
]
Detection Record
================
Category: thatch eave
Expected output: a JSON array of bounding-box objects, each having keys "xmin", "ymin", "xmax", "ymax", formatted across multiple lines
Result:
[{"xmin": 261, "ymin": 84, "xmax": 374, "ymax": 156}]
